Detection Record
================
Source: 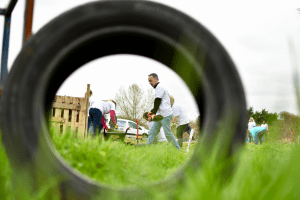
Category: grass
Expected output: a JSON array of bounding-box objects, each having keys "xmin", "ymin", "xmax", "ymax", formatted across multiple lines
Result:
[
  {"xmin": 0, "ymin": 133, "xmax": 12, "ymax": 200},
  {"xmin": 1, "ymin": 127, "xmax": 300, "ymax": 199},
  {"xmin": 171, "ymin": 142, "xmax": 300, "ymax": 200},
  {"xmin": 50, "ymin": 128, "xmax": 195, "ymax": 187}
]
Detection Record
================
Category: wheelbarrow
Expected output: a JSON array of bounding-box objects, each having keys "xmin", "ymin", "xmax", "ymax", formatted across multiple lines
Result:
[
  {"xmin": 102, "ymin": 128, "xmax": 139, "ymax": 142},
  {"xmin": 103, "ymin": 128, "xmax": 146, "ymax": 147}
]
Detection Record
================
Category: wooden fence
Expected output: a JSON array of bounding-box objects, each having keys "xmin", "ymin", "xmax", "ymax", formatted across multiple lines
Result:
[{"xmin": 51, "ymin": 84, "xmax": 90, "ymax": 137}]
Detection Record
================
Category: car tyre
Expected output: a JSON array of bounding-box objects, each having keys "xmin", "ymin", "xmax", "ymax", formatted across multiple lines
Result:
[{"xmin": 0, "ymin": 1, "xmax": 247, "ymax": 199}]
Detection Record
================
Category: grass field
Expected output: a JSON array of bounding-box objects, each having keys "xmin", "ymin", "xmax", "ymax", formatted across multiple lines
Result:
[
  {"xmin": 1, "ymin": 127, "xmax": 300, "ymax": 199},
  {"xmin": 50, "ymin": 130, "xmax": 196, "ymax": 187}
]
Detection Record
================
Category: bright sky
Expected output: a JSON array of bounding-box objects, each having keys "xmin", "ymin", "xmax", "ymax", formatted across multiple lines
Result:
[{"xmin": 1, "ymin": 0, "xmax": 300, "ymax": 121}]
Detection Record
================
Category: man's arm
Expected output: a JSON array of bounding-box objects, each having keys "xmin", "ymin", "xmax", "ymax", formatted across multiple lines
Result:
[
  {"xmin": 109, "ymin": 110, "xmax": 117, "ymax": 124},
  {"xmin": 151, "ymin": 98, "xmax": 162, "ymax": 114},
  {"xmin": 101, "ymin": 116, "xmax": 108, "ymax": 130}
]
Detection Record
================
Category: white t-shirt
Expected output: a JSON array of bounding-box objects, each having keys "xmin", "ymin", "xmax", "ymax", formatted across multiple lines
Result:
[
  {"xmin": 148, "ymin": 121, "xmax": 167, "ymax": 142},
  {"xmin": 261, "ymin": 124, "xmax": 268, "ymax": 131},
  {"xmin": 154, "ymin": 83, "xmax": 173, "ymax": 117},
  {"xmin": 248, "ymin": 121, "xmax": 256, "ymax": 130},
  {"xmin": 172, "ymin": 104, "xmax": 189, "ymax": 125},
  {"xmin": 89, "ymin": 97, "xmax": 115, "ymax": 114}
]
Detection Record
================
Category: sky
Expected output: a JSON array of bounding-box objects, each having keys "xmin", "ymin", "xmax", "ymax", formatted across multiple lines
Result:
[{"xmin": 0, "ymin": 0, "xmax": 300, "ymax": 121}]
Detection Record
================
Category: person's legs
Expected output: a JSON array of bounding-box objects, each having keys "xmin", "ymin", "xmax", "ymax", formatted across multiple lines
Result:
[
  {"xmin": 92, "ymin": 109, "xmax": 102, "ymax": 136},
  {"xmin": 177, "ymin": 124, "xmax": 187, "ymax": 148},
  {"xmin": 253, "ymin": 135, "xmax": 259, "ymax": 145},
  {"xmin": 162, "ymin": 115, "xmax": 180, "ymax": 150},
  {"xmin": 261, "ymin": 131, "xmax": 267, "ymax": 142},
  {"xmin": 96, "ymin": 110, "xmax": 103, "ymax": 135},
  {"xmin": 99, "ymin": 124, "xmax": 103, "ymax": 134},
  {"xmin": 155, "ymin": 127, "xmax": 167, "ymax": 143},
  {"xmin": 89, "ymin": 108, "xmax": 96, "ymax": 136},
  {"xmin": 147, "ymin": 121, "xmax": 162, "ymax": 144},
  {"xmin": 248, "ymin": 132, "xmax": 252, "ymax": 143},
  {"xmin": 184, "ymin": 124, "xmax": 194, "ymax": 140},
  {"xmin": 184, "ymin": 124, "xmax": 191, "ymax": 134},
  {"xmin": 258, "ymin": 130, "xmax": 266, "ymax": 145}
]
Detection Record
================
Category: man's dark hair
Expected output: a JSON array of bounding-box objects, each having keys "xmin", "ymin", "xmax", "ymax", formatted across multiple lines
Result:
[{"xmin": 148, "ymin": 73, "xmax": 159, "ymax": 80}]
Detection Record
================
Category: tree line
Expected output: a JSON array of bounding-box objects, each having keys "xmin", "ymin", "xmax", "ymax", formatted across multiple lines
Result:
[{"xmin": 247, "ymin": 106, "xmax": 278, "ymax": 125}]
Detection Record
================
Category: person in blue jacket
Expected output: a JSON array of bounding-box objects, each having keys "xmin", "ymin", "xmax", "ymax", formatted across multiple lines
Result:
[{"xmin": 249, "ymin": 126, "xmax": 267, "ymax": 145}]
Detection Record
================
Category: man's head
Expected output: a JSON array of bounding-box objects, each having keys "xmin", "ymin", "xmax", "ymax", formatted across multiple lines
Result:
[
  {"xmin": 250, "ymin": 117, "xmax": 254, "ymax": 122},
  {"xmin": 263, "ymin": 121, "xmax": 266, "ymax": 124},
  {"xmin": 148, "ymin": 73, "xmax": 159, "ymax": 88}
]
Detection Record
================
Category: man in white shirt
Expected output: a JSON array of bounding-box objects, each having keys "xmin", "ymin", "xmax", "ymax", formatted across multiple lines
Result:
[
  {"xmin": 169, "ymin": 96, "xmax": 192, "ymax": 148},
  {"xmin": 261, "ymin": 121, "xmax": 268, "ymax": 131},
  {"xmin": 147, "ymin": 73, "xmax": 180, "ymax": 150},
  {"xmin": 261, "ymin": 121, "xmax": 268, "ymax": 142}
]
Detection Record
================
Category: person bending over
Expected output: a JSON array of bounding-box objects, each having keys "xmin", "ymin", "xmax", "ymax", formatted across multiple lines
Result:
[
  {"xmin": 169, "ymin": 95, "xmax": 193, "ymax": 148},
  {"xmin": 88, "ymin": 97, "xmax": 117, "ymax": 136},
  {"xmin": 249, "ymin": 126, "xmax": 266, "ymax": 145}
]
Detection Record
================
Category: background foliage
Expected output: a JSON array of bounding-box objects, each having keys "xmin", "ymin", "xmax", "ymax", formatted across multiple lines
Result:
[
  {"xmin": 114, "ymin": 84, "xmax": 154, "ymax": 128},
  {"xmin": 247, "ymin": 106, "xmax": 278, "ymax": 125}
]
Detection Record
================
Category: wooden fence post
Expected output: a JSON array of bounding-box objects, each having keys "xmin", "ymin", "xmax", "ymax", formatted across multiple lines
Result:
[{"xmin": 85, "ymin": 84, "xmax": 90, "ymax": 137}]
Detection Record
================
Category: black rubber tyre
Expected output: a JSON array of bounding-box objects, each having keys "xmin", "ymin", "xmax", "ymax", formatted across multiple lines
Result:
[{"xmin": 0, "ymin": 1, "xmax": 247, "ymax": 199}]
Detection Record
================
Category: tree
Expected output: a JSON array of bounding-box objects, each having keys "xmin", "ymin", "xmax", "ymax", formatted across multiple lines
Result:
[
  {"xmin": 247, "ymin": 107, "xmax": 278, "ymax": 125},
  {"xmin": 247, "ymin": 106, "xmax": 254, "ymax": 119},
  {"xmin": 114, "ymin": 84, "xmax": 154, "ymax": 125},
  {"xmin": 260, "ymin": 109, "xmax": 269, "ymax": 122},
  {"xmin": 267, "ymin": 113, "xmax": 278, "ymax": 124},
  {"xmin": 252, "ymin": 110, "xmax": 261, "ymax": 124}
]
